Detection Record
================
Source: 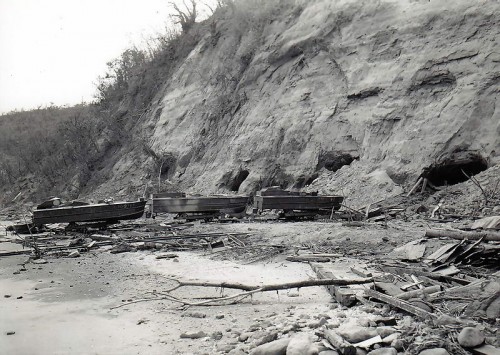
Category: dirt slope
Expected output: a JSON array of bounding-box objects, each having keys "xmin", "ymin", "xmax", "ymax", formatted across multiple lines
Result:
[{"xmin": 91, "ymin": 0, "xmax": 500, "ymax": 202}]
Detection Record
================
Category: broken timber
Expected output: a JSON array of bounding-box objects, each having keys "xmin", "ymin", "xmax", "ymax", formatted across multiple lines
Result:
[
  {"xmin": 254, "ymin": 188, "xmax": 343, "ymax": 213},
  {"xmin": 364, "ymin": 289, "xmax": 438, "ymax": 320},
  {"xmin": 425, "ymin": 228, "xmax": 500, "ymax": 242},
  {"xmin": 310, "ymin": 263, "xmax": 360, "ymax": 306}
]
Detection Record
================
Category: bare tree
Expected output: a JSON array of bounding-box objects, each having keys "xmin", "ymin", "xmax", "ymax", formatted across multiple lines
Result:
[{"xmin": 170, "ymin": 0, "xmax": 198, "ymax": 33}]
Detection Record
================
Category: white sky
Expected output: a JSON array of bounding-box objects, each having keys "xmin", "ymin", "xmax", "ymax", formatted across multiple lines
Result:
[{"xmin": 0, "ymin": 0, "xmax": 213, "ymax": 114}]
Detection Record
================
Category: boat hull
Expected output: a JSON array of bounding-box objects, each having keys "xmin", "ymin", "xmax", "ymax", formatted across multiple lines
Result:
[
  {"xmin": 255, "ymin": 195, "xmax": 343, "ymax": 211},
  {"xmin": 152, "ymin": 196, "xmax": 249, "ymax": 214},
  {"xmin": 33, "ymin": 200, "xmax": 146, "ymax": 225}
]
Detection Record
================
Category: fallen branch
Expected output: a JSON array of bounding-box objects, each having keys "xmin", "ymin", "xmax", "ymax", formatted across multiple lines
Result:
[
  {"xmin": 425, "ymin": 228, "xmax": 500, "ymax": 242},
  {"xmin": 111, "ymin": 277, "xmax": 374, "ymax": 310},
  {"xmin": 164, "ymin": 277, "xmax": 373, "ymax": 292}
]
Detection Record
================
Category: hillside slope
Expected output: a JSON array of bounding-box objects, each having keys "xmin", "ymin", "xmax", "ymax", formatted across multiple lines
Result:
[{"xmin": 90, "ymin": 0, "xmax": 500, "ymax": 206}]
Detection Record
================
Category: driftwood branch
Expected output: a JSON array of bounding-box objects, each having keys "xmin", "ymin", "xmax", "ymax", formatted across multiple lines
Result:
[
  {"xmin": 111, "ymin": 277, "xmax": 373, "ymax": 309},
  {"xmin": 165, "ymin": 277, "xmax": 373, "ymax": 292}
]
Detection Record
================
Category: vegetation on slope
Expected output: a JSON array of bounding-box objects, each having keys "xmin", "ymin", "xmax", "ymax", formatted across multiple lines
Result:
[{"xmin": 0, "ymin": 0, "xmax": 296, "ymax": 204}]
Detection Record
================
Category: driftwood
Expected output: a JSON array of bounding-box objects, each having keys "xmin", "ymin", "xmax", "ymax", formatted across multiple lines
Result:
[
  {"xmin": 395, "ymin": 285, "xmax": 442, "ymax": 300},
  {"xmin": 324, "ymin": 329, "xmax": 356, "ymax": 355},
  {"xmin": 0, "ymin": 249, "xmax": 32, "ymax": 257},
  {"xmin": 380, "ymin": 265, "xmax": 471, "ymax": 285},
  {"xmin": 425, "ymin": 228, "xmax": 500, "ymax": 242},
  {"xmin": 112, "ymin": 277, "xmax": 373, "ymax": 309},
  {"xmin": 164, "ymin": 277, "xmax": 373, "ymax": 292},
  {"xmin": 286, "ymin": 255, "xmax": 331, "ymax": 263},
  {"xmin": 365, "ymin": 289, "xmax": 438, "ymax": 320}
]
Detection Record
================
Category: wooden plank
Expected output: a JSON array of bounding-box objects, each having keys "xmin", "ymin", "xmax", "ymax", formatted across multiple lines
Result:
[
  {"xmin": 380, "ymin": 265, "xmax": 470, "ymax": 285},
  {"xmin": 364, "ymin": 289, "xmax": 437, "ymax": 320},
  {"xmin": 255, "ymin": 195, "xmax": 343, "ymax": 211},
  {"xmin": 425, "ymin": 228, "xmax": 500, "ymax": 242},
  {"xmin": 470, "ymin": 344, "xmax": 500, "ymax": 355},
  {"xmin": 395, "ymin": 285, "xmax": 442, "ymax": 300},
  {"xmin": 311, "ymin": 264, "xmax": 358, "ymax": 306}
]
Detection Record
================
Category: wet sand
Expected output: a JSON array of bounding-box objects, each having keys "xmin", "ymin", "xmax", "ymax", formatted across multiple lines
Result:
[{"xmin": 0, "ymin": 242, "xmax": 331, "ymax": 354}]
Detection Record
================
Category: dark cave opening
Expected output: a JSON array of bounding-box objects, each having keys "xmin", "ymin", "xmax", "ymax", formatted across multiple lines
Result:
[
  {"xmin": 293, "ymin": 172, "xmax": 319, "ymax": 189},
  {"xmin": 230, "ymin": 170, "xmax": 250, "ymax": 192},
  {"xmin": 426, "ymin": 156, "xmax": 488, "ymax": 186},
  {"xmin": 316, "ymin": 151, "xmax": 358, "ymax": 172}
]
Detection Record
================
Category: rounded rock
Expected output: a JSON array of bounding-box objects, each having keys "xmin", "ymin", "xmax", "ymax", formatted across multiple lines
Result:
[{"xmin": 458, "ymin": 327, "xmax": 485, "ymax": 348}]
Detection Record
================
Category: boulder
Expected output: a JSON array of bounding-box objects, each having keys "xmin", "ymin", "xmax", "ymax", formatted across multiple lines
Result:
[{"xmin": 337, "ymin": 325, "xmax": 378, "ymax": 343}]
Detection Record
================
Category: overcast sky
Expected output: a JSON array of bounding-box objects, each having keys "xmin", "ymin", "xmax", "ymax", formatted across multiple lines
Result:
[{"xmin": 0, "ymin": 0, "xmax": 213, "ymax": 114}]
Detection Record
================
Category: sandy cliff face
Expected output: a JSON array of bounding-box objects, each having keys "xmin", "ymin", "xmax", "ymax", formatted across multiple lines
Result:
[{"xmin": 95, "ymin": 0, "xmax": 499, "ymax": 204}]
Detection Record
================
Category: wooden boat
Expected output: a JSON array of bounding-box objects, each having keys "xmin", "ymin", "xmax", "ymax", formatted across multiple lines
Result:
[
  {"xmin": 254, "ymin": 192, "xmax": 343, "ymax": 212},
  {"xmin": 32, "ymin": 200, "xmax": 146, "ymax": 225},
  {"xmin": 151, "ymin": 195, "xmax": 249, "ymax": 214}
]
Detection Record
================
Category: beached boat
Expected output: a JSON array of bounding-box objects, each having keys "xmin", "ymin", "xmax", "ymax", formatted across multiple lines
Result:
[
  {"xmin": 151, "ymin": 195, "xmax": 249, "ymax": 214},
  {"xmin": 254, "ymin": 194, "xmax": 343, "ymax": 211},
  {"xmin": 32, "ymin": 199, "xmax": 146, "ymax": 225}
]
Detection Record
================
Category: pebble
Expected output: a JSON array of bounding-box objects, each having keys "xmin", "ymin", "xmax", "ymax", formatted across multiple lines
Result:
[
  {"xmin": 308, "ymin": 317, "xmax": 328, "ymax": 329},
  {"xmin": 4, "ymin": 295, "xmax": 11, "ymax": 298},
  {"xmin": 179, "ymin": 331, "xmax": 207, "ymax": 339},
  {"xmin": 367, "ymin": 348, "xmax": 397, "ymax": 355},
  {"xmin": 67, "ymin": 250, "xmax": 80, "ymax": 258},
  {"xmin": 391, "ymin": 339, "xmax": 404, "ymax": 351},
  {"xmin": 457, "ymin": 327, "xmax": 485, "ymax": 348},
  {"xmin": 216, "ymin": 314, "xmax": 225, "ymax": 319},
  {"xmin": 254, "ymin": 331, "xmax": 278, "ymax": 346},
  {"xmin": 249, "ymin": 338, "xmax": 291, "ymax": 355},
  {"xmin": 32, "ymin": 259, "xmax": 48, "ymax": 264},
  {"xmin": 211, "ymin": 331, "xmax": 223, "ymax": 340},
  {"xmin": 418, "ymin": 349, "xmax": 449, "ymax": 355},
  {"xmin": 217, "ymin": 343, "xmax": 238, "ymax": 352},
  {"xmin": 182, "ymin": 312, "xmax": 206, "ymax": 318},
  {"xmin": 6, "ymin": 331, "xmax": 15, "ymax": 335},
  {"xmin": 239, "ymin": 333, "xmax": 252, "ymax": 342},
  {"xmin": 376, "ymin": 327, "xmax": 398, "ymax": 338}
]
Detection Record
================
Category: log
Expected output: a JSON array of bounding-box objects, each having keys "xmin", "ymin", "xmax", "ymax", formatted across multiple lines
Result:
[
  {"xmin": 365, "ymin": 289, "xmax": 437, "ymax": 320},
  {"xmin": 395, "ymin": 285, "xmax": 442, "ymax": 300},
  {"xmin": 425, "ymin": 228, "xmax": 500, "ymax": 242},
  {"xmin": 324, "ymin": 329, "xmax": 357, "ymax": 355}
]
